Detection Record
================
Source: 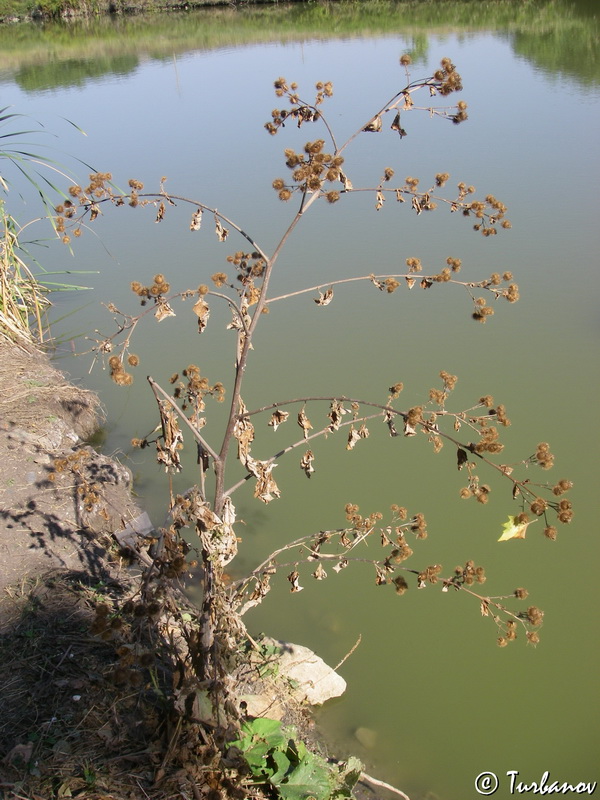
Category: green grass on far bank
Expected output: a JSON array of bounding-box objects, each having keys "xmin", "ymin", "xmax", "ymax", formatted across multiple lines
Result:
[{"xmin": 0, "ymin": 0, "xmax": 293, "ymax": 23}]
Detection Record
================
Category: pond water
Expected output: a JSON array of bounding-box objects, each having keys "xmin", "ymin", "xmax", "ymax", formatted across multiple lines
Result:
[{"xmin": 1, "ymin": 3, "xmax": 599, "ymax": 798}]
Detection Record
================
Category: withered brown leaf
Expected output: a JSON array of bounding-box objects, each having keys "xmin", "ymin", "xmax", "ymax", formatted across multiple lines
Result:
[
  {"xmin": 287, "ymin": 570, "xmax": 304, "ymax": 593},
  {"xmin": 328, "ymin": 399, "xmax": 347, "ymax": 431},
  {"xmin": 347, "ymin": 423, "xmax": 369, "ymax": 450},
  {"xmin": 369, "ymin": 274, "xmax": 386, "ymax": 291},
  {"xmin": 339, "ymin": 170, "xmax": 353, "ymax": 191},
  {"xmin": 192, "ymin": 298, "xmax": 210, "ymax": 333},
  {"xmin": 314, "ymin": 287, "xmax": 334, "ymax": 306},
  {"xmin": 155, "ymin": 401, "xmax": 183, "ymax": 472},
  {"xmin": 300, "ymin": 449, "xmax": 315, "ymax": 478},
  {"xmin": 363, "ymin": 116, "xmax": 382, "ymax": 132},
  {"xmin": 214, "ymin": 214, "xmax": 229, "ymax": 242},
  {"xmin": 233, "ymin": 399, "xmax": 254, "ymax": 466},
  {"xmin": 332, "ymin": 559, "xmax": 349, "ymax": 573},
  {"xmin": 297, "ymin": 408, "xmax": 313, "ymax": 439},
  {"xmin": 268, "ymin": 409, "xmax": 290, "ymax": 431},
  {"xmin": 403, "ymin": 420, "xmax": 418, "ymax": 437},
  {"xmin": 154, "ymin": 300, "xmax": 176, "ymax": 322},
  {"xmin": 190, "ymin": 208, "xmax": 203, "ymax": 231},
  {"xmin": 247, "ymin": 456, "xmax": 280, "ymax": 503},
  {"xmin": 384, "ymin": 409, "xmax": 399, "ymax": 437},
  {"xmin": 391, "ymin": 112, "xmax": 407, "ymax": 138}
]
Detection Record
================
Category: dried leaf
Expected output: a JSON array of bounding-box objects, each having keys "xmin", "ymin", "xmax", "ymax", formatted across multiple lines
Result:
[
  {"xmin": 347, "ymin": 423, "xmax": 369, "ymax": 450},
  {"xmin": 192, "ymin": 298, "xmax": 210, "ymax": 333},
  {"xmin": 155, "ymin": 401, "xmax": 183, "ymax": 472},
  {"xmin": 390, "ymin": 111, "xmax": 407, "ymax": 138},
  {"xmin": 197, "ymin": 495, "xmax": 237, "ymax": 568},
  {"xmin": 375, "ymin": 566, "xmax": 388, "ymax": 585},
  {"xmin": 268, "ymin": 409, "xmax": 289, "ymax": 431},
  {"xmin": 369, "ymin": 274, "xmax": 386, "ymax": 291},
  {"xmin": 375, "ymin": 190, "xmax": 385, "ymax": 211},
  {"xmin": 154, "ymin": 300, "xmax": 176, "ymax": 322},
  {"xmin": 405, "ymin": 276, "xmax": 416, "ymax": 289},
  {"xmin": 384, "ymin": 409, "xmax": 399, "ymax": 437},
  {"xmin": 155, "ymin": 201, "xmax": 166, "ymax": 223},
  {"xmin": 300, "ymin": 449, "xmax": 315, "ymax": 478},
  {"xmin": 363, "ymin": 115, "xmax": 382, "ymax": 132},
  {"xmin": 297, "ymin": 408, "xmax": 313, "ymax": 439},
  {"xmin": 247, "ymin": 456, "xmax": 280, "ymax": 503},
  {"xmin": 457, "ymin": 448, "xmax": 468, "ymax": 470},
  {"xmin": 5, "ymin": 742, "xmax": 34, "ymax": 765},
  {"xmin": 328, "ymin": 399, "xmax": 347, "ymax": 431},
  {"xmin": 480, "ymin": 599, "xmax": 490, "ymax": 617},
  {"xmin": 314, "ymin": 287, "xmax": 334, "ymax": 306},
  {"xmin": 233, "ymin": 399, "xmax": 255, "ymax": 466},
  {"xmin": 246, "ymin": 286, "xmax": 261, "ymax": 306},
  {"xmin": 332, "ymin": 559, "xmax": 349, "ymax": 573},
  {"xmin": 190, "ymin": 208, "xmax": 203, "ymax": 231},
  {"xmin": 403, "ymin": 420, "xmax": 418, "ymax": 437},
  {"xmin": 287, "ymin": 570, "xmax": 304, "ymax": 593},
  {"xmin": 498, "ymin": 515, "xmax": 535, "ymax": 542},
  {"xmin": 214, "ymin": 213, "xmax": 229, "ymax": 242},
  {"xmin": 240, "ymin": 573, "xmax": 272, "ymax": 615},
  {"xmin": 412, "ymin": 196, "xmax": 422, "ymax": 215},
  {"xmin": 402, "ymin": 92, "xmax": 414, "ymax": 110},
  {"xmin": 312, "ymin": 562, "xmax": 327, "ymax": 581},
  {"xmin": 347, "ymin": 427, "xmax": 361, "ymax": 450},
  {"xmin": 339, "ymin": 170, "xmax": 353, "ymax": 191}
]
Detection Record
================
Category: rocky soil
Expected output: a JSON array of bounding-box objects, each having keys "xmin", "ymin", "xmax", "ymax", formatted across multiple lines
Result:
[{"xmin": 0, "ymin": 339, "xmax": 378, "ymax": 800}]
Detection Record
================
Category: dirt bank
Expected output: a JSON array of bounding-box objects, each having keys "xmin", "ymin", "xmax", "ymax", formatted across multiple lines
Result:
[
  {"xmin": 0, "ymin": 338, "xmax": 183, "ymax": 799},
  {"xmin": 0, "ymin": 337, "xmax": 141, "ymax": 599},
  {"xmin": 0, "ymin": 340, "xmax": 375, "ymax": 800}
]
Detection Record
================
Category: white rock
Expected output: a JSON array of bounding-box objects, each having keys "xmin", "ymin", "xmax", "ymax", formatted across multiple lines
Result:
[{"xmin": 268, "ymin": 638, "xmax": 347, "ymax": 705}]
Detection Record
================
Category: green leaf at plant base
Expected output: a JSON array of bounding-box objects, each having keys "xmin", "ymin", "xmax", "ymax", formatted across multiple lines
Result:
[
  {"xmin": 269, "ymin": 748, "xmax": 292, "ymax": 784},
  {"xmin": 275, "ymin": 751, "xmax": 332, "ymax": 800},
  {"xmin": 228, "ymin": 717, "xmax": 287, "ymax": 772},
  {"xmin": 332, "ymin": 756, "xmax": 363, "ymax": 798}
]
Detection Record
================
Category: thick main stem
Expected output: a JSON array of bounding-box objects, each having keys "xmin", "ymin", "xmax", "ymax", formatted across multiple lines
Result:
[{"xmin": 212, "ymin": 191, "xmax": 321, "ymax": 517}]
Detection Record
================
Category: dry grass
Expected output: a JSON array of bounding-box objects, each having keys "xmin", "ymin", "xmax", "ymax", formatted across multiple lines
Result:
[
  {"xmin": 0, "ymin": 572, "xmax": 234, "ymax": 800},
  {"xmin": 0, "ymin": 208, "xmax": 51, "ymax": 345},
  {"xmin": 0, "ymin": 335, "xmax": 100, "ymax": 441}
]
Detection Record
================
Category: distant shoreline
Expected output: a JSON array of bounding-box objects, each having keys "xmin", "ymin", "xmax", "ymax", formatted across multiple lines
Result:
[{"xmin": 1, "ymin": 0, "xmax": 306, "ymax": 25}]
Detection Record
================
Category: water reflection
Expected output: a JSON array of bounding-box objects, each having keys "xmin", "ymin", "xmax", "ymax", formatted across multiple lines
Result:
[{"xmin": 1, "ymin": 0, "xmax": 597, "ymax": 92}]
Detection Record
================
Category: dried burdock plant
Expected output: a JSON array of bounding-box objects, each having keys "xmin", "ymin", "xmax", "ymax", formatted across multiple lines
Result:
[{"xmin": 61, "ymin": 57, "xmax": 573, "ymax": 695}]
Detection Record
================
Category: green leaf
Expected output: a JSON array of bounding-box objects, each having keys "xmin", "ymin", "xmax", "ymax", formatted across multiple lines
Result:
[
  {"xmin": 278, "ymin": 752, "xmax": 332, "ymax": 800},
  {"xmin": 498, "ymin": 514, "xmax": 536, "ymax": 542},
  {"xmin": 228, "ymin": 718, "xmax": 287, "ymax": 772},
  {"xmin": 332, "ymin": 756, "xmax": 363, "ymax": 798},
  {"xmin": 270, "ymin": 749, "xmax": 292, "ymax": 784}
]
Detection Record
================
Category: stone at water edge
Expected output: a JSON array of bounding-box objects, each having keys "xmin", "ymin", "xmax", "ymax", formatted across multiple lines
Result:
[
  {"xmin": 267, "ymin": 638, "xmax": 347, "ymax": 705},
  {"xmin": 354, "ymin": 726, "xmax": 378, "ymax": 749}
]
